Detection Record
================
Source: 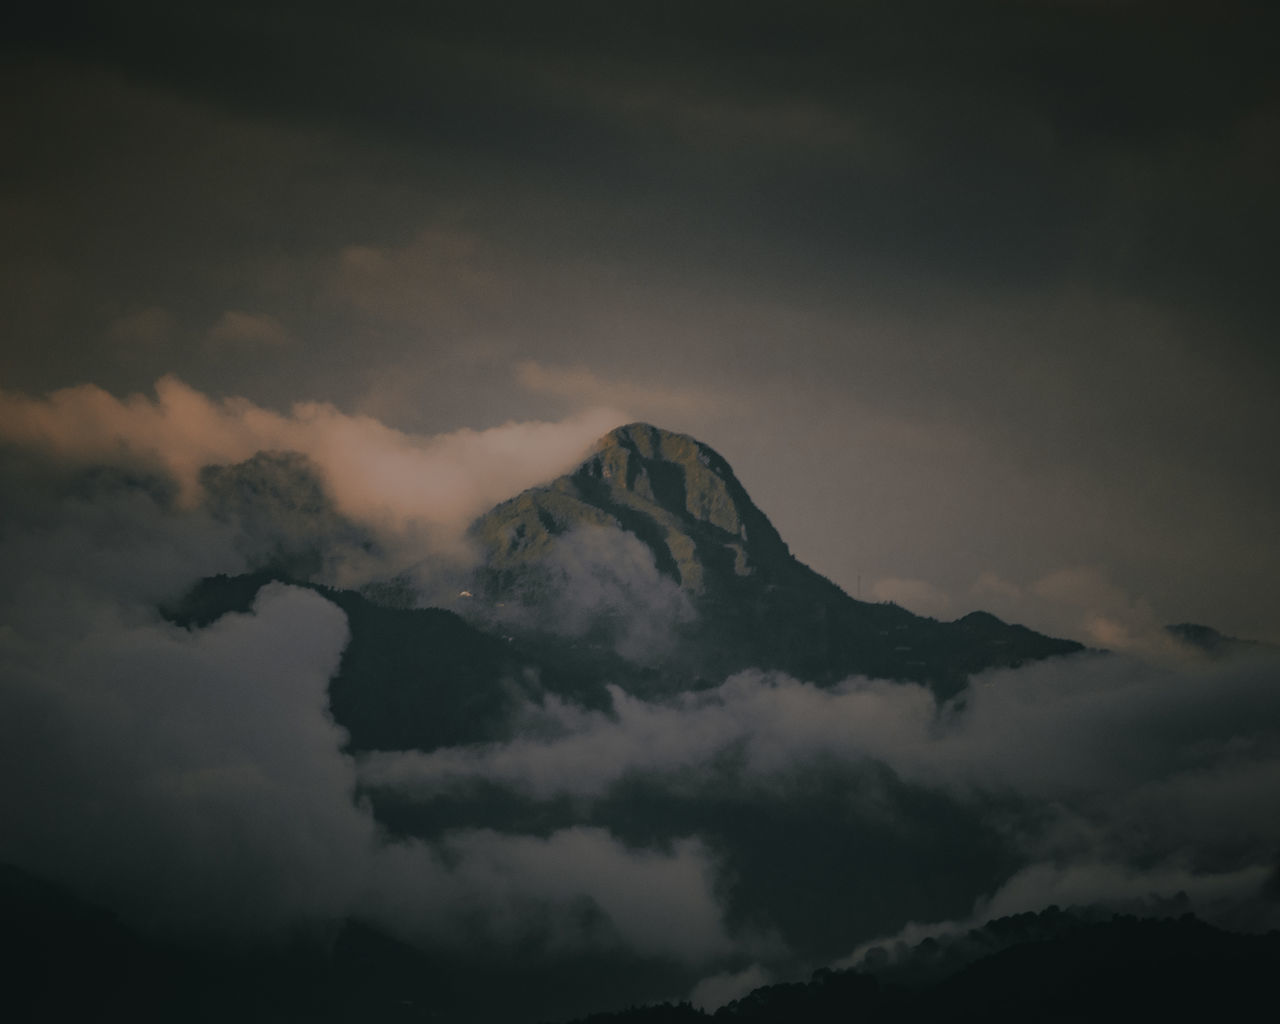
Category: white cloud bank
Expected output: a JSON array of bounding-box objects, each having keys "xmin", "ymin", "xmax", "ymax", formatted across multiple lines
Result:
[
  {"xmin": 363, "ymin": 647, "xmax": 1280, "ymax": 934},
  {"xmin": 0, "ymin": 375, "xmax": 625, "ymax": 552}
]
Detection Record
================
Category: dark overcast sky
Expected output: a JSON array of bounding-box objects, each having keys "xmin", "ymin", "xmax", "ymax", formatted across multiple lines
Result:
[{"xmin": 3, "ymin": 0, "xmax": 1279, "ymax": 643}]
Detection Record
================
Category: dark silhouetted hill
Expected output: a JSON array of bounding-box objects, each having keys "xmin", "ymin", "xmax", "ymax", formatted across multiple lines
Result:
[
  {"xmin": 165, "ymin": 572, "xmax": 613, "ymax": 754},
  {"xmin": 547, "ymin": 910, "xmax": 1280, "ymax": 1024}
]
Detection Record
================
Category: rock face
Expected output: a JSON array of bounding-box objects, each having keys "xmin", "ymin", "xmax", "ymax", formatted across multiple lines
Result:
[
  {"xmin": 472, "ymin": 423, "xmax": 789, "ymax": 599},
  {"xmin": 467, "ymin": 423, "xmax": 1082, "ymax": 696},
  {"xmin": 577, "ymin": 423, "xmax": 790, "ymax": 584}
]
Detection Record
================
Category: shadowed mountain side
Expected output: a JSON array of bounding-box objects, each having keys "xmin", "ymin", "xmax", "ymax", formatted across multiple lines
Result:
[
  {"xmin": 468, "ymin": 424, "xmax": 1082, "ymax": 697},
  {"xmin": 165, "ymin": 572, "xmax": 616, "ymax": 753}
]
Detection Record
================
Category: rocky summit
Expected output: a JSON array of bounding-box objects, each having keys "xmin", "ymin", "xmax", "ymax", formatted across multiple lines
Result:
[
  {"xmin": 466, "ymin": 423, "xmax": 1082, "ymax": 697},
  {"xmin": 470, "ymin": 423, "xmax": 790, "ymax": 596}
]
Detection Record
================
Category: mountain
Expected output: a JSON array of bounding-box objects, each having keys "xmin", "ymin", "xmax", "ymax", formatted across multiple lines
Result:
[
  {"xmin": 168, "ymin": 424, "xmax": 1083, "ymax": 751},
  {"xmin": 139, "ymin": 424, "xmax": 1099, "ymax": 1018},
  {"xmin": 465, "ymin": 423, "xmax": 1081, "ymax": 697}
]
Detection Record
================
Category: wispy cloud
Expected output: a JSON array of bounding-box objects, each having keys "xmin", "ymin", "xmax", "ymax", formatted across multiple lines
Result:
[
  {"xmin": 971, "ymin": 566, "xmax": 1185, "ymax": 656},
  {"xmin": 207, "ymin": 310, "xmax": 294, "ymax": 348},
  {"xmin": 331, "ymin": 228, "xmax": 512, "ymax": 330},
  {"xmin": 0, "ymin": 376, "xmax": 624, "ymax": 554},
  {"xmin": 870, "ymin": 577, "xmax": 954, "ymax": 619},
  {"xmin": 107, "ymin": 306, "xmax": 176, "ymax": 346},
  {"xmin": 363, "ymin": 646, "xmax": 1280, "ymax": 935},
  {"xmin": 516, "ymin": 359, "xmax": 720, "ymax": 419}
]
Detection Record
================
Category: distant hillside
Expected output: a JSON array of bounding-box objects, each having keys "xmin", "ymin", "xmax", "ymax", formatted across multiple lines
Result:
[
  {"xmin": 550, "ymin": 909, "xmax": 1280, "ymax": 1024},
  {"xmin": 1166, "ymin": 622, "xmax": 1272, "ymax": 657}
]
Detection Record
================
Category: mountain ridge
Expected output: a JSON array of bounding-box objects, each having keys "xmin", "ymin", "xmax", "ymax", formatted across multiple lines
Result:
[{"xmin": 465, "ymin": 422, "xmax": 1082, "ymax": 697}]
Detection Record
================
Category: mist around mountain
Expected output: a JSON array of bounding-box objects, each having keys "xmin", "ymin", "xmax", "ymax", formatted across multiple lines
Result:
[{"xmin": 2, "ymin": 422, "xmax": 1278, "ymax": 1023}]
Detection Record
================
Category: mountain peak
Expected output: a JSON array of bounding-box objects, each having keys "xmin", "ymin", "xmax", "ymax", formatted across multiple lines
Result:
[
  {"xmin": 469, "ymin": 423, "xmax": 788, "ymax": 602},
  {"xmin": 588, "ymin": 422, "xmax": 722, "ymax": 469},
  {"xmin": 573, "ymin": 422, "xmax": 787, "ymax": 560}
]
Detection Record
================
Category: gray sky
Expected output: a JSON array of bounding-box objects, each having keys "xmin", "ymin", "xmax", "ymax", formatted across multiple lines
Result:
[{"xmin": 4, "ymin": 0, "xmax": 1278, "ymax": 643}]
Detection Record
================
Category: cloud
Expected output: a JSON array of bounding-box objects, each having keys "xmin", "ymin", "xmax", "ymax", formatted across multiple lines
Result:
[
  {"xmin": 970, "ymin": 566, "xmax": 1184, "ymax": 655},
  {"xmin": 207, "ymin": 310, "xmax": 294, "ymax": 347},
  {"xmin": 357, "ymin": 674, "xmax": 937, "ymax": 802},
  {"xmin": 107, "ymin": 306, "xmax": 176, "ymax": 346},
  {"xmin": 0, "ymin": 581, "xmax": 374, "ymax": 935},
  {"xmin": 0, "ymin": 383, "xmax": 741, "ymax": 962},
  {"xmin": 332, "ymin": 228, "xmax": 513, "ymax": 330},
  {"xmin": 0, "ymin": 571, "xmax": 731, "ymax": 954},
  {"xmin": 870, "ymin": 577, "xmax": 953, "ymax": 619},
  {"xmin": 0, "ymin": 376, "xmax": 625, "ymax": 559},
  {"xmin": 0, "ymin": 461, "xmax": 738, "ymax": 963},
  {"xmin": 1032, "ymin": 566, "xmax": 1172, "ymax": 652},
  {"xmin": 472, "ymin": 524, "xmax": 695, "ymax": 662},
  {"xmin": 372, "ymin": 827, "xmax": 733, "ymax": 963},
  {"xmin": 977, "ymin": 860, "xmax": 1274, "ymax": 928},
  {"xmin": 363, "ymin": 644, "xmax": 1280, "ymax": 941},
  {"xmin": 516, "ymin": 360, "xmax": 718, "ymax": 419}
]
